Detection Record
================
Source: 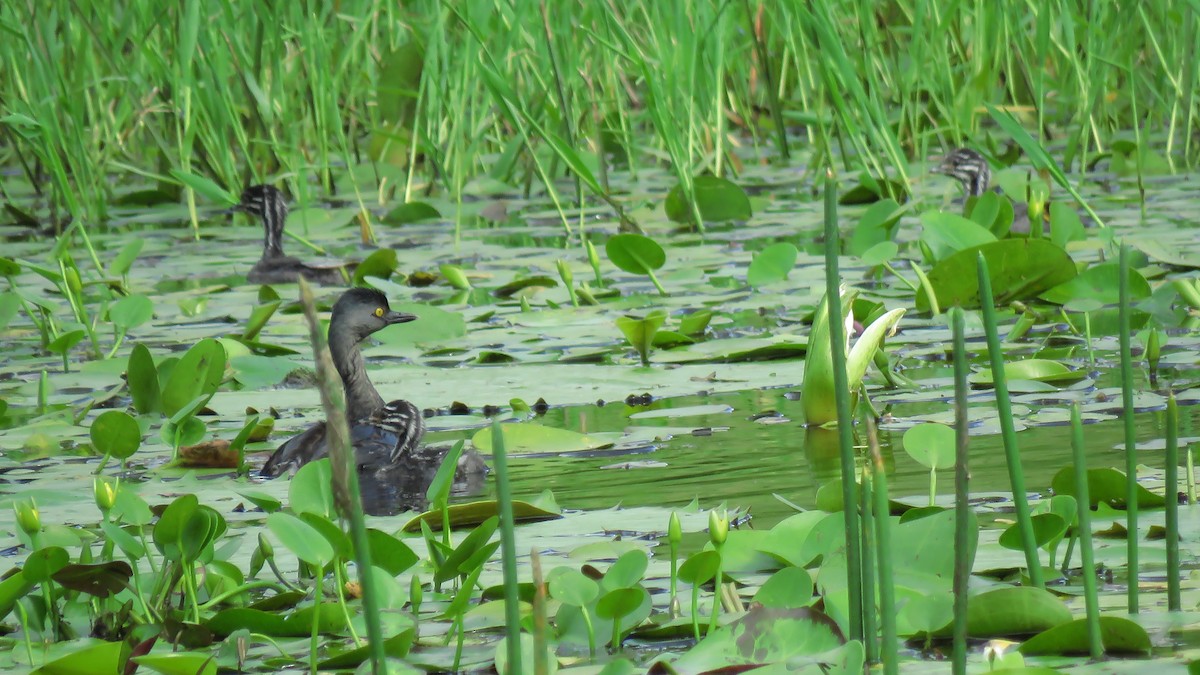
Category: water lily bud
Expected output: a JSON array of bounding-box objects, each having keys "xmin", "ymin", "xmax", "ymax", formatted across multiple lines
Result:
[
  {"xmin": 556, "ymin": 259, "xmax": 573, "ymax": 289},
  {"xmin": 410, "ymin": 575, "xmax": 423, "ymax": 615},
  {"xmin": 257, "ymin": 532, "xmax": 274, "ymax": 560},
  {"xmin": 249, "ymin": 546, "xmax": 264, "ymax": 578},
  {"xmin": 65, "ymin": 266, "xmax": 83, "ymax": 299},
  {"xmin": 93, "ymin": 476, "xmax": 117, "ymax": 514},
  {"xmin": 585, "ymin": 239, "xmax": 602, "ymax": 282},
  {"xmin": 668, "ymin": 512, "xmax": 682, "ymax": 547},
  {"xmin": 708, "ymin": 508, "xmax": 728, "ymax": 547},
  {"xmin": 520, "ymin": 295, "xmax": 531, "ymax": 313},
  {"xmin": 1146, "ymin": 327, "xmax": 1161, "ymax": 372},
  {"xmin": 14, "ymin": 497, "xmax": 40, "ymax": 537}
]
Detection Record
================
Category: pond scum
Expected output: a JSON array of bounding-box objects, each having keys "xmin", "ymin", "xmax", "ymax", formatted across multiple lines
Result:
[{"xmin": 1, "ymin": 2, "xmax": 1199, "ymax": 673}]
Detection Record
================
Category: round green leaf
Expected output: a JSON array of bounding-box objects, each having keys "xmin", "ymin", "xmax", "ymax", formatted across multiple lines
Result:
[
  {"xmin": 161, "ymin": 338, "xmax": 225, "ymax": 418},
  {"xmin": 109, "ymin": 295, "xmax": 154, "ymax": 331},
  {"xmin": 900, "ymin": 591, "xmax": 954, "ymax": 633},
  {"xmin": 664, "ymin": 175, "xmax": 752, "ymax": 223},
  {"xmin": 470, "ymin": 423, "xmax": 613, "ymax": 456},
  {"xmin": 915, "ymin": 239, "xmax": 1077, "ymax": 312},
  {"xmin": 678, "ymin": 550, "xmax": 721, "ymax": 585},
  {"xmin": 747, "ymin": 243, "xmax": 798, "ymax": 288},
  {"xmin": 383, "ymin": 201, "xmax": 441, "ymax": 225},
  {"xmin": 267, "ymin": 512, "xmax": 334, "ymax": 567},
  {"xmin": 596, "ymin": 586, "xmax": 646, "ymax": 620},
  {"xmin": 24, "ymin": 546, "xmax": 70, "ymax": 582},
  {"xmin": 998, "ymin": 513, "xmax": 1067, "ymax": 551},
  {"xmin": 901, "ymin": 423, "xmax": 955, "ymax": 471},
  {"xmin": 1039, "ymin": 262, "xmax": 1152, "ymax": 305},
  {"xmin": 606, "ymin": 234, "xmax": 666, "ymax": 275},
  {"xmin": 966, "ymin": 586, "xmax": 1072, "ymax": 638},
  {"xmin": 753, "ymin": 566, "xmax": 814, "ymax": 609},
  {"xmin": 353, "ymin": 248, "xmax": 399, "ymax": 285},
  {"xmin": 859, "ymin": 241, "xmax": 899, "ymax": 267},
  {"xmin": 48, "ymin": 329, "xmax": 86, "ymax": 355},
  {"xmin": 1018, "ymin": 616, "xmax": 1151, "ymax": 656},
  {"xmin": 549, "ymin": 568, "xmax": 599, "ymax": 607},
  {"xmin": 127, "ymin": 343, "xmax": 160, "ymax": 414},
  {"xmin": 601, "ymin": 550, "xmax": 649, "ymax": 591},
  {"xmin": 970, "ymin": 359, "xmax": 1084, "ymax": 386},
  {"xmin": 90, "ymin": 410, "xmax": 141, "ymax": 459}
]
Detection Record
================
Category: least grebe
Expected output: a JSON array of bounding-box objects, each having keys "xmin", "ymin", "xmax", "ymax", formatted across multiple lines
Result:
[
  {"xmin": 261, "ymin": 287, "xmax": 487, "ymax": 485},
  {"xmin": 236, "ymin": 185, "xmax": 351, "ymax": 285},
  {"xmin": 932, "ymin": 148, "xmax": 1036, "ymax": 235}
]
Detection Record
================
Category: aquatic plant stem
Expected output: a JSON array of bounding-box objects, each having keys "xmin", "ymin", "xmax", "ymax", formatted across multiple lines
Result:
[
  {"xmin": 976, "ymin": 253, "xmax": 1043, "ymax": 588},
  {"xmin": 1118, "ymin": 243, "xmax": 1139, "ymax": 613},
  {"xmin": 491, "ymin": 419, "xmax": 524, "ymax": 674},
  {"xmin": 531, "ymin": 549, "xmax": 550, "ymax": 675},
  {"xmin": 859, "ymin": 468, "xmax": 876, "ymax": 663},
  {"xmin": 866, "ymin": 416, "xmax": 898, "ymax": 675},
  {"xmin": 295, "ymin": 279, "xmax": 386, "ymax": 674},
  {"xmin": 742, "ymin": 0, "xmax": 789, "ymax": 160},
  {"xmin": 1165, "ymin": 393, "xmax": 1181, "ymax": 611},
  {"xmin": 950, "ymin": 307, "xmax": 970, "ymax": 675},
  {"xmin": 822, "ymin": 171, "xmax": 863, "ymax": 640},
  {"xmin": 1070, "ymin": 404, "xmax": 1104, "ymax": 659}
]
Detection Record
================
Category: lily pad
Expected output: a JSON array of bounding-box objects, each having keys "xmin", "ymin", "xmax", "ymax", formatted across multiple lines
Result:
[
  {"xmin": 664, "ymin": 175, "xmax": 752, "ymax": 223},
  {"xmin": 747, "ymin": 243, "xmax": 798, "ymax": 288},
  {"xmin": 471, "ymin": 423, "xmax": 616, "ymax": 455},
  {"xmin": 1039, "ymin": 262, "xmax": 1151, "ymax": 306},
  {"xmin": 965, "ymin": 586, "xmax": 1072, "ymax": 637},
  {"xmin": 916, "ymin": 239, "xmax": 1077, "ymax": 312},
  {"xmin": 970, "ymin": 359, "xmax": 1085, "ymax": 386},
  {"xmin": 401, "ymin": 498, "xmax": 561, "ymax": 533},
  {"xmin": 383, "ymin": 201, "xmax": 441, "ymax": 225},
  {"xmin": 1018, "ymin": 616, "xmax": 1151, "ymax": 655}
]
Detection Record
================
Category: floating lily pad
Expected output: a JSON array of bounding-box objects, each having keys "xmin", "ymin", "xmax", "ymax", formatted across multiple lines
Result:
[
  {"xmin": 747, "ymin": 243, "xmax": 798, "ymax": 288},
  {"xmin": 383, "ymin": 201, "xmax": 441, "ymax": 225},
  {"xmin": 965, "ymin": 586, "xmax": 1072, "ymax": 637},
  {"xmin": 401, "ymin": 498, "xmax": 561, "ymax": 533},
  {"xmin": 471, "ymin": 423, "xmax": 616, "ymax": 455},
  {"xmin": 1039, "ymin": 262, "xmax": 1151, "ymax": 305},
  {"xmin": 916, "ymin": 239, "xmax": 1077, "ymax": 312},
  {"xmin": 665, "ymin": 175, "xmax": 752, "ymax": 223},
  {"xmin": 970, "ymin": 359, "xmax": 1085, "ymax": 386},
  {"xmin": 1050, "ymin": 466, "xmax": 1166, "ymax": 509},
  {"xmin": 920, "ymin": 211, "xmax": 996, "ymax": 262},
  {"xmin": 1019, "ymin": 616, "xmax": 1151, "ymax": 655}
]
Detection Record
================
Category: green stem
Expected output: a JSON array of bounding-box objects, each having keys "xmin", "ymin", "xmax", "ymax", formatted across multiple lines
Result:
[
  {"xmin": 491, "ymin": 419, "xmax": 524, "ymax": 675},
  {"xmin": 1165, "ymin": 393, "xmax": 1180, "ymax": 611},
  {"xmin": 976, "ymin": 253, "xmax": 1043, "ymax": 588},
  {"xmin": 822, "ymin": 171, "xmax": 863, "ymax": 641},
  {"xmin": 867, "ymin": 417, "xmax": 898, "ymax": 675},
  {"xmin": 1118, "ymin": 244, "xmax": 1139, "ymax": 613},
  {"xmin": 1070, "ymin": 404, "xmax": 1104, "ymax": 659},
  {"xmin": 950, "ymin": 307, "xmax": 970, "ymax": 675}
]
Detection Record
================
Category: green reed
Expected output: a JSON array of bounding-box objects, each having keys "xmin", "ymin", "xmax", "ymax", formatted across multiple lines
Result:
[
  {"xmin": 949, "ymin": 307, "xmax": 970, "ymax": 675},
  {"xmin": 1117, "ymin": 243, "xmax": 1139, "ymax": 613},
  {"xmin": 976, "ymin": 253, "xmax": 1043, "ymax": 588},
  {"xmin": 1165, "ymin": 393, "xmax": 1181, "ymax": 611},
  {"xmin": 4, "ymin": 1, "xmax": 1198, "ymax": 239},
  {"xmin": 1070, "ymin": 404, "xmax": 1104, "ymax": 659},
  {"xmin": 822, "ymin": 172, "xmax": 863, "ymax": 640}
]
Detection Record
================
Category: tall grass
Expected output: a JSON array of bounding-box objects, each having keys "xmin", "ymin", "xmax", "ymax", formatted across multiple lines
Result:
[{"xmin": 1, "ymin": 1, "xmax": 1196, "ymax": 243}]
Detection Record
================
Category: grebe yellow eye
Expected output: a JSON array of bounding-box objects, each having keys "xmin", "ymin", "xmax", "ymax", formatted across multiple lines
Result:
[{"xmin": 374, "ymin": 307, "xmax": 384, "ymax": 318}]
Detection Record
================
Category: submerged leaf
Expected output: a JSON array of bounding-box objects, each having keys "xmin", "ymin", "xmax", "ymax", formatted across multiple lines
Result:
[{"xmin": 665, "ymin": 175, "xmax": 752, "ymax": 223}]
